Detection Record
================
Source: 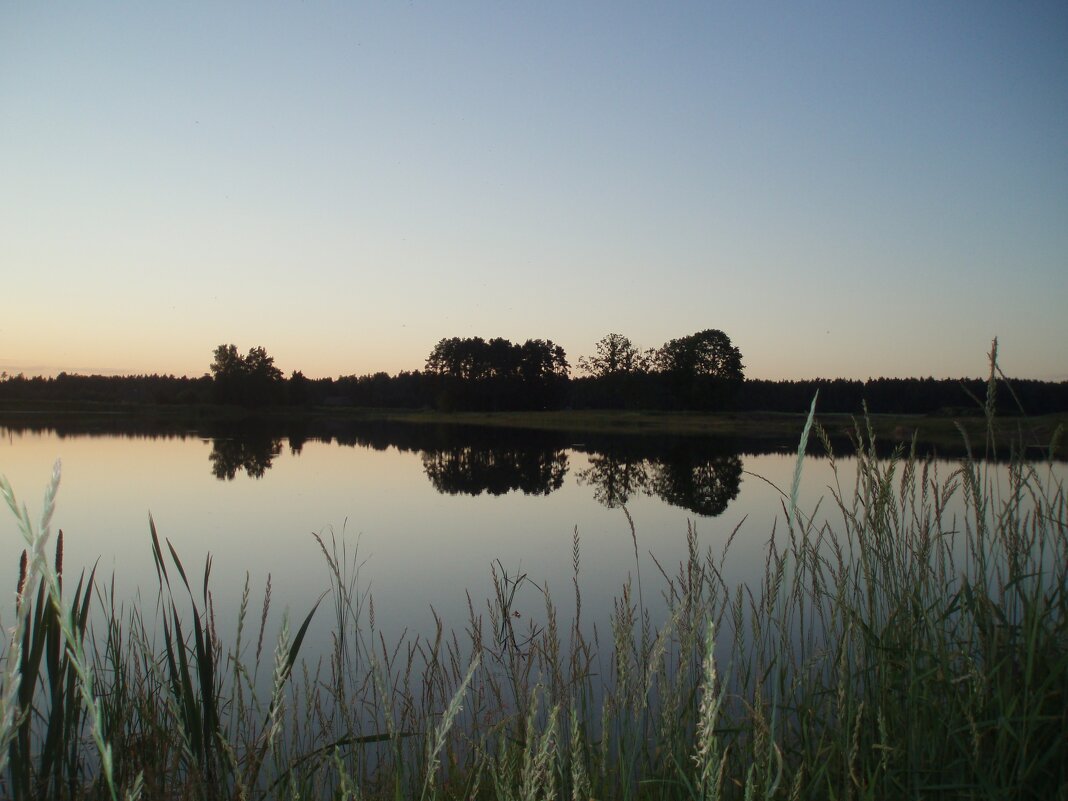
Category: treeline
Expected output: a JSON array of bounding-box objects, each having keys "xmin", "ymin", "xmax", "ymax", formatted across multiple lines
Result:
[
  {"xmin": 2, "ymin": 333, "xmax": 1066, "ymax": 414},
  {"xmin": 4, "ymin": 369, "xmax": 1066, "ymax": 415},
  {"xmin": 0, "ymin": 372, "xmax": 212, "ymax": 406},
  {"xmin": 0, "ymin": 370, "xmax": 428, "ymax": 409},
  {"xmin": 736, "ymin": 377, "xmax": 1068, "ymax": 415}
]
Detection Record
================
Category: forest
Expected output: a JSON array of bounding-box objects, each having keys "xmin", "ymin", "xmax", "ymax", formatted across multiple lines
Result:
[{"xmin": 2, "ymin": 331, "xmax": 1066, "ymax": 415}]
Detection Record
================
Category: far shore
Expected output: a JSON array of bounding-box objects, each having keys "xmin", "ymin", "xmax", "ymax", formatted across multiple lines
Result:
[{"xmin": 1, "ymin": 399, "xmax": 1064, "ymax": 456}]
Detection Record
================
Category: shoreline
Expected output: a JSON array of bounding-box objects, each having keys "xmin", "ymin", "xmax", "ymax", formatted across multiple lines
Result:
[{"xmin": 1, "ymin": 400, "xmax": 1064, "ymax": 455}]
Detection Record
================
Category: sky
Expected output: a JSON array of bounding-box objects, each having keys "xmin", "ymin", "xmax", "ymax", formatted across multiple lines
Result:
[{"xmin": 2, "ymin": 2, "xmax": 1066, "ymax": 382}]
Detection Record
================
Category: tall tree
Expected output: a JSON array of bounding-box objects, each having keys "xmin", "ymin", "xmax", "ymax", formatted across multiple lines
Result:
[
  {"xmin": 655, "ymin": 329, "xmax": 743, "ymax": 380},
  {"xmin": 578, "ymin": 333, "xmax": 652, "ymax": 377},
  {"xmin": 518, "ymin": 338, "xmax": 570, "ymax": 409},
  {"xmin": 655, "ymin": 329, "xmax": 744, "ymax": 409},
  {"xmin": 210, "ymin": 344, "xmax": 244, "ymax": 379},
  {"xmin": 210, "ymin": 344, "xmax": 285, "ymax": 407}
]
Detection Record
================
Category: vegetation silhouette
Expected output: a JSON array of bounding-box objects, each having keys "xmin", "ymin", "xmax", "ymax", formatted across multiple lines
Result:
[
  {"xmin": 571, "ymin": 329, "xmax": 745, "ymax": 410},
  {"xmin": 577, "ymin": 332, "xmax": 654, "ymax": 378},
  {"xmin": 655, "ymin": 328, "xmax": 745, "ymax": 409},
  {"xmin": 210, "ymin": 344, "xmax": 286, "ymax": 407},
  {"xmin": 424, "ymin": 336, "xmax": 570, "ymax": 411},
  {"xmin": 2, "ymin": 334, "xmax": 1066, "ymax": 414}
]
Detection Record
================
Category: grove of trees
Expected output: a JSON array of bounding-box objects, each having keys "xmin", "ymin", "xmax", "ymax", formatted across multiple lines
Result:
[
  {"xmin": 572, "ymin": 329, "xmax": 746, "ymax": 410},
  {"xmin": 424, "ymin": 336, "xmax": 570, "ymax": 411},
  {"xmin": 209, "ymin": 344, "xmax": 286, "ymax": 407}
]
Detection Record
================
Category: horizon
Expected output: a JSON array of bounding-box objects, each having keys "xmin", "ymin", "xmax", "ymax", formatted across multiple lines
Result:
[
  {"xmin": 2, "ymin": 338, "xmax": 1063, "ymax": 384},
  {"xmin": 3, "ymin": 3, "xmax": 1066, "ymax": 383}
]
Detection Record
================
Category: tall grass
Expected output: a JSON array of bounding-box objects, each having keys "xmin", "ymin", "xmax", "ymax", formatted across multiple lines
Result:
[{"xmin": 2, "ymin": 344, "xmax": 1065, "ymax": 799}]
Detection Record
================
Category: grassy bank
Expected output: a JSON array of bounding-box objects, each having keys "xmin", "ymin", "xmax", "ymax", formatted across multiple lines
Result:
[{"xmin": 2, "ymin": 402, "xmax": 1066, "ymax": 799}]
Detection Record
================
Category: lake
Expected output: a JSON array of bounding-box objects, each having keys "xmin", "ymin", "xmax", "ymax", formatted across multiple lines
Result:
[{"xmin": 2, "ymin": 416, "xmax": 1062, "ymax": 665}]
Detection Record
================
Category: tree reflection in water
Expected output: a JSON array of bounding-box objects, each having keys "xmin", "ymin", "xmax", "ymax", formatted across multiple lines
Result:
[
  {"xmin": 194, "ymin": 418, "xmax": 742, "ymax": 514},
  {"xmin": 422, "ymin": 446, "xmax": 568, "ymax": 496},
  {"xmin": 574, "ymin": 454, "xmax": 651, "ymax": 508},
  {"xmin": 208, "ymin": 433, "xmax": 284, "ymax": 480},
  {"xmin": 646, "ymin": 454, "xmax": 742, "ymax": 517},
  {"xmin": 576, "ymin": 445, "xmax": 742, "ymax": 517},
  {"xmin": 0, "ymin": 415, "xmax": 1013, "ymax": 519}
]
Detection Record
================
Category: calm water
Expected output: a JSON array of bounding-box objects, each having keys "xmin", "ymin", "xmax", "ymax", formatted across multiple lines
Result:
[{"xmin": 2, "ymin": 418, "xmax": 1062, "ymax": 661}]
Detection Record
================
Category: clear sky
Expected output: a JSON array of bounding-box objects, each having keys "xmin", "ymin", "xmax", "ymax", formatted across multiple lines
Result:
[{"xmin": 2, "ymin": 2, "xmax": 1066, "ymax": 381}]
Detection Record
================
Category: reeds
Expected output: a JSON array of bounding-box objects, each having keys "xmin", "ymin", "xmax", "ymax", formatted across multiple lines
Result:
[{"xmin": 2, "ymin": 344, "xmax": 1065, "ymax": 799}]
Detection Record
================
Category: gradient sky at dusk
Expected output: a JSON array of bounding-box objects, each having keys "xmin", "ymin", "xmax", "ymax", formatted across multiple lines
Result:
[{"xmin": 3, "ymin": 2, "xmax": 1066, "ymax": 381}]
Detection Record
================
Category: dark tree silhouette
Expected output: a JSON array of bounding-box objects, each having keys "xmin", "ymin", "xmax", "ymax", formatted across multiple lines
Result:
[
  {"xmin": 573, "ymin": 333, "xmax": 661, "ymax": 408},
  {"xmin": 656, "ymin": 329, "xmax": 744, "ymax": 382},
  {"xmin": 578, "ymin": 333, "xmax": 653, "ymax": 377},
  {"xmin": 4, "ymin": 335, "xmax": 1066, "ymax": 416},
  {"xmin": 655, "ymin": 329, "xmax": 744, "ymax": 409},
  {"xmin": 287, "ymin": 370, "xmax": 310, "ymax": 406},
  {"xmin": 209, "ymin": 344, "xmax": 285, "ymax": 407},
  {"xmin": 424, "ymin": 336, "xmax": 569, "ymax": 410}
]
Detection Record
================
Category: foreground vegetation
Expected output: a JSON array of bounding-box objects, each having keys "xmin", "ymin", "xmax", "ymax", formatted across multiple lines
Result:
[{"xmin": 2, "ymin": 370, "xmax": 1066, "ymax": 799}]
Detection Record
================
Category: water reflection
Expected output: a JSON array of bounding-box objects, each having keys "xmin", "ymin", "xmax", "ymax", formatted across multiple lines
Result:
[
  {"xmin": 575, "ymin": 441, "xmax": 742, "ymax": 516},
  {"xmin": 8, "ymin": 412, "xmax": 1063, "ymax": 520},
  {"xmin": 422, "ymin": 446, "xmax": 568, "ymax": 496},
  {"xmin": 209, "ymin": 435, "xmax": 283, "ymax": 480},
  {"xmin": 648, "ymin": 454, "xmax": 742, "ymax": 517},
  {"xmin": 254, "ymin": 421, "xmax": 744, "ymax": 515},
  {"xmin": 0, "ymin": 418, "xmax": 778, "ymax": 516},
  {"xmin": 576, "ymin": 453, "xmax": 649, "ymax": 508}
]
